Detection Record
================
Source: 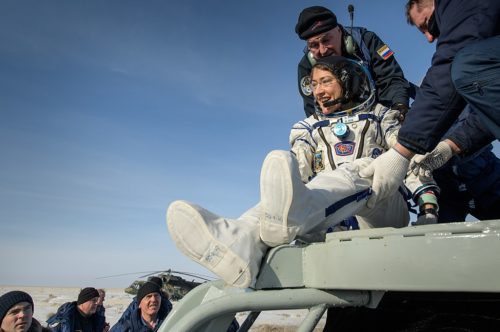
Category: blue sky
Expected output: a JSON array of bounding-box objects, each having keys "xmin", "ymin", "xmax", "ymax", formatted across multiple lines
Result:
[{"xmin": 1, "ymin": 0, "xmax": 497, "ymax": 288}]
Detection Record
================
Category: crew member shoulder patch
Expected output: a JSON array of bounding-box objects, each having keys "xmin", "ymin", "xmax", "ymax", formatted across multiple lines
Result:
[
  {"xmin": 314, "ymin": 150, "xmax": 325, "ymax": 172},
  {"xmin": 300, "ymin": 76, "xmax": 312, "ymax": 96},
  {"xmin": 377, "ymin": 44, "xmax": 394, "ymax": 60},
  {"xmin": 334, "ymin": 141, "xmax": 356, "ymax": 156}
]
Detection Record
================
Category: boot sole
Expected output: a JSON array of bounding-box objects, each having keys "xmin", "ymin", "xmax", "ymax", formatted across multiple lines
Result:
[{"xmin": 166, "ymin": 200, "xmax": 252, "ymax": 288}]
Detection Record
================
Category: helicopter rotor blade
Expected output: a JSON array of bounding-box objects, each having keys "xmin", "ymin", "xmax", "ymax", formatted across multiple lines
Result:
[
  {"xmin": 96, "ymin": 271, "xmax": 160, "ymax": 279},
  {"xmin": 138, "ymin": 270, "xmax": 167, "ymax": 278},
  {"xmin": 97, "ymin": 269, "xmax": 214, "ymax": 282},
  {"xmin": 167, "ymin": 270, "xmax": 214, "ymax": 281}
]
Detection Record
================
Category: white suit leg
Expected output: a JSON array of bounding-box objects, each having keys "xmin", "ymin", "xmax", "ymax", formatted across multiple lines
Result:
[
  {"xmin": 356, "ymin": 190, "xmax": 409, "ymax": 229},
  {"xmin": 166, "ymin": 201, "xmax": 267, "ymax": 288},
  {"xmin": 259, "ymin": 150, "xmax": 374, "ymax": 247}
]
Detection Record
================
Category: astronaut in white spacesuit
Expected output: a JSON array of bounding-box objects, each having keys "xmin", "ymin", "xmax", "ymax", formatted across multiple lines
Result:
[{"xmin": 166, "ymin": 56, "xmax": 439, "ymax": 289}]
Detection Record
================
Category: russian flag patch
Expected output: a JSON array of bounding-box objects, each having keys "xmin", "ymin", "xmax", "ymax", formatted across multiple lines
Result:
[{"xmin": 377, "ymin": 44, "xmax": 394, "ymax": 60}]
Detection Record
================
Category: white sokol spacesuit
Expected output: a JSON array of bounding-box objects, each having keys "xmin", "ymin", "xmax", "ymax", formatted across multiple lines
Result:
[
  {"xmin": 166, "ymin": 57, "xmax": 438, "ymax": 289},
  {"xmin": 289, "ymin": 103, "xmax": 437, "ymax": 231}
]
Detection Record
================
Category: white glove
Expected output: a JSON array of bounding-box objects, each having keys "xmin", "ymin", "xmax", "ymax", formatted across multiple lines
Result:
[
  {"xmin": 409, "ymin": 141, "xmax": 453, "ymax": 177},
  {"xmin": 359, "ymin": 148, "xmax": 410, "ymax": 209}
]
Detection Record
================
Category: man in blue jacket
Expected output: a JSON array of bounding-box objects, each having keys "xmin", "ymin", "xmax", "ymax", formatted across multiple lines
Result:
[
  {"xmin": 47, "ymin": 287, "xmax": 106, "ymax": 332},
  {"xmin": 0, "ymin": 290, "xmax": 51, "ymax": 332},
  {"xmin": 112, "ymin": 277, "xmax": 239, "ymax": 332},
  {"xmin": 360, "ymin": 0, "xmax": 500, "ymax": 208},
  {"xmin": 110, "ymin": 281, "xmax": 169, "ymax": 332}
]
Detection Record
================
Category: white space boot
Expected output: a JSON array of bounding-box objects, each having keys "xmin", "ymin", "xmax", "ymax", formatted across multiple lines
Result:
[
  {"xmin": 259, "ymin": 150, "xmax": 372, "ymax": 247},
  {"xmin": 166, "ymin": 201, "xmax": 267, "ymax": 288}
]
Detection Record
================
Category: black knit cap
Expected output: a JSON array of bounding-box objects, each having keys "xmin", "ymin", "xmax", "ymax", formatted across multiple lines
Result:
[
  {"xmin": 295, "ymin": 6, "xmax": 338, "ymax": 40},
  {"xmin": 147, "ymin": 276, "xmax": 162, "ymax": 287},
  {"xmin": 0, "ymin": 291, "xmax": 34, "ymax": 324},
  {"xmin": 77, "ymin": 287, "xmax": 100, "ymax": 305},
  {"xmin": 137, "ymin": 281, "xmax": 161, "ymax": 304}
]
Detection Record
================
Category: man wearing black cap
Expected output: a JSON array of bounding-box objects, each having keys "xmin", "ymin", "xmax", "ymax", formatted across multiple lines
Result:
[
  {"xmin": 113, "ymin": 277, "xmax": 238, "ymax": 332},
  {"xmin": 296, "ymin": 5, "xmax": 500, "ymax": 226},
  {"xmin": 0, "ymin": 290, "xmax": 49, "ymax": 332},
  {"xmin": 295, "ymin": 6, "xmax": 410, "ymax": 118},
  {"xmin": 113, "ymin": 277, "xmax": 172, "ymax": 330},
  {"xmin": 110, "ymin": 280, "xmax": 168, "ymax": 332},
  {"xmin": 47, "ymin": 287, "xmax": 106, "ymax": 332}
]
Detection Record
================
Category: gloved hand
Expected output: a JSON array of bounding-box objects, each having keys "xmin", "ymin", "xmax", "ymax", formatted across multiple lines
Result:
[
  {"xmin": 390, "ymin": 103, "xmax": 409, "ymax": 122},
  {"xmin": 359, "ymin": 148, "xmax": 410, "ymax": 209},
  {"xmin": 412, "ymin": 208, "xmax": 439, "ymax": 226},
  {"xmin": 409, "ymin": 141, "xmax": 453, "ymax": 177}
]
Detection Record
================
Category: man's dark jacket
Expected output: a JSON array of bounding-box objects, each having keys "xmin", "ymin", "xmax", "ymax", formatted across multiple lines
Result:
[
  {"xmin": 47, "ymin": 302, "xmax": 106, "ymax": 332},
  {"xmin": 110, "ymin": 294, "xmax": 239, "ymax": 332},
  {"xmin": 109, "ymin": 295, "xmax": 172, "ymax": 332},
  {"xmin": 109, "ymin": 307, "xmax": 168, "ymax": 332},
  {"xmin": 398, "ymin": 0, "xmax": 500, "ymax": 154}
]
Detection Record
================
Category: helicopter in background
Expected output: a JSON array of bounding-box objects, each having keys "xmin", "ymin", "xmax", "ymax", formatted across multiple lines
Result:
[{"xmin": 101, "ymin": 269, "xmax": 214, "ymax": 301}]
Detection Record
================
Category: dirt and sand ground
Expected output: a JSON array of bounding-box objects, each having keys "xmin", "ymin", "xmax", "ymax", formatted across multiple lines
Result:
[{"xmin": 0, "ymin": 286, "xmax": 325, "ymax": 331}]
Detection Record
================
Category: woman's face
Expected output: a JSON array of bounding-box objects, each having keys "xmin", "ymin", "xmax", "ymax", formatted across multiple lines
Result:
[{"xmin": 311, "ymin": 67, "xmax": 343, "ymax": 115}]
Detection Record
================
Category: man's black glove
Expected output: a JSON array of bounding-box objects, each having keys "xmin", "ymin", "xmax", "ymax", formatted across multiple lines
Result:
[{"xmin": 391, "ymin": 103, "xmax": 409, "ymax": 122}]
